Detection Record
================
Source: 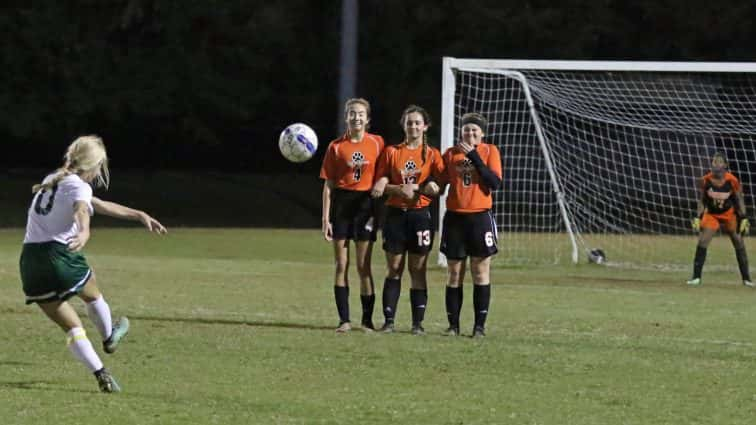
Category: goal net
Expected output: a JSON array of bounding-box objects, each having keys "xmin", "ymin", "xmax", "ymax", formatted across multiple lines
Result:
[{"xmin": 440, "ymin": 58, "xmax": 756, "ymax": 270}]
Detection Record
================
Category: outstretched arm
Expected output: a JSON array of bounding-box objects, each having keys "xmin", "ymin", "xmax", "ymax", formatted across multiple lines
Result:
[{"xmin": 92, "ymin": 197, "xmax": 167, "ymax": 234}]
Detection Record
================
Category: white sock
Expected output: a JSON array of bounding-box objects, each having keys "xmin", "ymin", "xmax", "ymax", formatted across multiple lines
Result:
[
  {"xmin": 86, "ymin": 296, "xmax": 113, "ymax": 341},
  {"xmin": 66, "ymin": 327, "xmax": 104, "ymax": 373}
]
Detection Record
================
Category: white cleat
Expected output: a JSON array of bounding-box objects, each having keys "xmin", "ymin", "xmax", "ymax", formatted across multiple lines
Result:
[
  {"xmin": 743, "ymin": 280, "xmax": 755, "ymax": 288},
  {"xmin": 686, "ymin": 278, "xmax": 702, "ymax": 286}
]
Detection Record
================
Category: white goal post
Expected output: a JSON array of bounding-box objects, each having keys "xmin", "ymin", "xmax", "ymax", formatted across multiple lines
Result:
[{"xmin": 439, "ymin": 57, "xmax": 756, "ymax": 269}]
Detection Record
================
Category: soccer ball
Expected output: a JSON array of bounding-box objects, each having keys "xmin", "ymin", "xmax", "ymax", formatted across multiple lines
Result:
[
  {"xmin": 279, "ymin": 123, "xmax": 318, "ymax": 163},
  {"xmin": 588, "ymin": 248, "xmax": 606, "ymax": 265}
]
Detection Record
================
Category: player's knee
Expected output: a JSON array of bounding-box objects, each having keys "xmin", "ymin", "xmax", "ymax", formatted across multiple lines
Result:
[
  {"xmin": 447, "ymin": 271, "xmax": 463, "ymax": 285},
  {"xmin": 697, "ymin": 236, "xmax": 713, "ymax": 248},
  {"xmin": 470, "ymin": 265, "xmax": 491, "ymax": 284},
  {"xmin": 731, "ymin": 235, "xmax": 745, "ymax": 249},
  {"xmin": 386, "ymin": 265, "xmax": 403, "ymax": 279},
  {"xmin": 408, "ymin": 271, "xmax": 424, "ymax": 285},
  {"xmin": 356, "ymin": 262, "xmax": 372, "ymax": 278},
  {"xmin": 334, "ymin": 260, "xmax": 348, "ymax": 276}
]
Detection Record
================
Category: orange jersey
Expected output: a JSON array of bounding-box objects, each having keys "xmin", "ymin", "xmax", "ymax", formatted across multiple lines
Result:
[
  {"xmin": 442, "ymin": 142, "xmax": 502, "ymax": 213},
  {"xmin": 320, "ymin": 132, "xmax": 385, "ymax": 191},
  {"xmin": 375, "ymin": 142, "xmax": 445, "ymax": 209},
  {"xmin": 700, "ymin": 171, "xmax": 741, "ymax": 214}
]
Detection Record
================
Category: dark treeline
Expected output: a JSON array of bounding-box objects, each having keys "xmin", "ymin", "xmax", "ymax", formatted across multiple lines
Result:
[{"xmin": 3, "ymin": 0, "xmax": 756, "ymax": 174}]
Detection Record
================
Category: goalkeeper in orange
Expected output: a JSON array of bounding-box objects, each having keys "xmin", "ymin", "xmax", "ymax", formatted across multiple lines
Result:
[{"xmin": 688, "ymin": 152, "xmax": 752, "ymax": 287}]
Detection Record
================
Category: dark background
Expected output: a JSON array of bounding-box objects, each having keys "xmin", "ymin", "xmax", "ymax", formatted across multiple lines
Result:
[{"xmin": 3, "ymin": 1, "xmax": 756, "ymax": 227}]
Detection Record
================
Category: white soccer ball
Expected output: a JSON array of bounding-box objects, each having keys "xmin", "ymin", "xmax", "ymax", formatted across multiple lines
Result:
[{"xmin": 279, "ymin": 123, "xmax": 318, "ymax": 163}]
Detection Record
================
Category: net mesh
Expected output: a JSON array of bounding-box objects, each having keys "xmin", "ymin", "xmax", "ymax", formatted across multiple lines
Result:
[{"xmin": 450, "ymin": 68, "xmax": 756, "ymax": 270}]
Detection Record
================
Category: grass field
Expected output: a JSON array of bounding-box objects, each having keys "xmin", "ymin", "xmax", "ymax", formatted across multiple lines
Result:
[{"xmin": 2, "ymin": 228, "xmax": 756, "ymax": 424}]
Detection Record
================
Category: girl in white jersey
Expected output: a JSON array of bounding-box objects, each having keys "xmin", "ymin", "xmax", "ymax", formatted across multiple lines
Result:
[{"xmin": 20, "ymin": 135, "xmax": 166, "ymax": 393}]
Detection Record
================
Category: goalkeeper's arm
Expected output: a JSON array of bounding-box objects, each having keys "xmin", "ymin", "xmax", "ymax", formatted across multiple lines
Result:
[
  {"xmin": 691, "ymin": 196, "xmax": 705, "ymax": 231},
  {"xmin": 736, "ymin": 191, "xmax": 750, "ymax": 235},
  {"xmin": 735, "ymin": 191, "xmax": 747, "ymax": 220}
]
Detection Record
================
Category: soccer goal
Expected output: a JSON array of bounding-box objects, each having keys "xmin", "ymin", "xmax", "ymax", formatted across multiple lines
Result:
[{"xmin": 439, "ymin": 57, "xmax": 756, "ymax": 269}]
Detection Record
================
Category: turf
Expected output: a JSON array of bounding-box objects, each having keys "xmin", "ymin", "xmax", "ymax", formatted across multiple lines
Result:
[{"xmin": 1, "ymin": 228, "xmax": 756, "ymax": 424}]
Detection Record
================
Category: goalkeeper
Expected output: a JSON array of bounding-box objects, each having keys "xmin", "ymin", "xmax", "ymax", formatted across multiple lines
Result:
[{"xmin": 688, "ymin": 152, "xmax": 752, "ymax": 287}]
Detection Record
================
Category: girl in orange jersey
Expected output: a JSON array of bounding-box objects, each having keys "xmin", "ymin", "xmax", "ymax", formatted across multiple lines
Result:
[
  {"xmin": 370, "ymin": 105, "xmax": 445, "ymax": 335},
  {"xmin": 320, "ymin": 98, "xmax": 385, "ymax": 332},
  {"xmin": 439, "ymin": 112, "xmax": 502, "ymax": 337},
  {"xmin": 687, "ymin": 152, "xmax": 752, "ymax": 287}
]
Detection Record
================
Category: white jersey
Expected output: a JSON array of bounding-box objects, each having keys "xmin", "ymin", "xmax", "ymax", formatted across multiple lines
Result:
[{"xmin": 24, "ymin": 173, "xmax": 94, "ymax": 244}]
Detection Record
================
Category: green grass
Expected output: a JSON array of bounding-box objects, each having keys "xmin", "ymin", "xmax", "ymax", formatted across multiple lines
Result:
[{"xmin": 1, "ymin": 228, "xmax": 756, "ymax": 424}]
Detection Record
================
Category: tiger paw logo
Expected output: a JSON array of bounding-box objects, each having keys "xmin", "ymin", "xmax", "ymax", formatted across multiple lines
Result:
[
  {"xmin": 402, "ymin": 159, "xmax": 419, "ymax": 184},
  {"xmin": 348, "ymin": 151, "xmax": 368, "ymax": 182},
  {"xmin": 456, "ymin": 158, "xmax": 475, "ymax": 186}
]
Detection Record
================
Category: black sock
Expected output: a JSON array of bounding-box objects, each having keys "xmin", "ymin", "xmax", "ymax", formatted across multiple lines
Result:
[
  {"xmin": 360, "ymin": 294, "xmax": 375, "ymax": 325},
  {"xmin": 409, "ymin": 288, "xmax": 428, "ymax": 326},
  {"xmin": 736, "ymin": 246, "xmax": 751, "ymax": 281},
  {"xmin": 458, "ymin": 285, "xmax": 464, "ymax": 314},
  {"xmin": 382, "ymin": 278, "xmax": 401, "ymax": 323},
  {"xmin": 334, "ymin": 286, "xmax": 350, "ymax": 324},
  {"xmin": 473, "ymin": 284, "xmax": 491, "ymax": 329},
  {"xmin": 693, "ymin": 245, "xmax": 707, "ymax": 279},
  {"xmin": 445, "ymin": 286, "xmax": 461, "ymax": 328}
]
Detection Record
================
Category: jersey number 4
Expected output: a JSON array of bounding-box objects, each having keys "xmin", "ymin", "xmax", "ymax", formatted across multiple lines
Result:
[{"xmin": 33, "ymin": 185, "xmax": 58, "ymax": 216}]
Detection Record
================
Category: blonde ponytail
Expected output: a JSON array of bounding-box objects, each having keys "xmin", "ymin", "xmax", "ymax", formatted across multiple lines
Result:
[
  {"xmin": 32, "ymin": 168, "xmax": 73, "ymax": 194},
  {"xmin": 31, "ymin": 135, "xmax": 109, "ymax": 193}
]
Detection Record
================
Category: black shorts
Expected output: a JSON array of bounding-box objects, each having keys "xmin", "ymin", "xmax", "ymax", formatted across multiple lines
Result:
[
  {"xmin": 382, "ymin": 206, "xmax": 434, "ymax": 255},
  {"xmin": 330, "ymin": 189, "xmax": 377, "ymax": 241},
  {"xmin": 440, "ymin": 210, "xmax": 498, "ymax": 260}
]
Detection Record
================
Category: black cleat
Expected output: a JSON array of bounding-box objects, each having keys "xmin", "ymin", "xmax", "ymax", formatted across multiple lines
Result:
[
  {"xmin": 443, "ymin": 327, "xmax": 460, "ymax": 337},
  {"xmin": 94, "ymin": 368, "xmax": 121, "ymax": 393},
  {"xmin": 472, "ymin": 326, "xmax": 486, "ymax": 338},
  {"xmin": 379, "ymin": 322, "xmax": 395, "ymax": 333},
  {"xmin": 411, "ymin": 325, "xmax": 425, "ymax": 336}
]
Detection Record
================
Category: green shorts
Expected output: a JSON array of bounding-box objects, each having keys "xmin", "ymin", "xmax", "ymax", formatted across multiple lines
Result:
[{"xmin": 19, "ymin": 242, "xmax": 92, "ymax": 304}]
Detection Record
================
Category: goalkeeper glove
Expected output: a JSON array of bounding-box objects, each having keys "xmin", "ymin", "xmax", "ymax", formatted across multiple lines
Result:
[
  {"xmin": 691, "ymin": 217, "xmax": 701, "ymax": 232},
  {"xmin": 739, "ymin": 218, "xmax": 750, "ymax": 235}
]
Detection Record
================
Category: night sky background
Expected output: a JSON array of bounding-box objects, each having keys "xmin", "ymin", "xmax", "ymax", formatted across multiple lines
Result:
[{"xmin": 3, "ymin": 1, "xmax": 756, "ymax": 226}]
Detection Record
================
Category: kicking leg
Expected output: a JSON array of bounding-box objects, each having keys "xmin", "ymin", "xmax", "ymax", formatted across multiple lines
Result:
[
  {"xmin": 38, "ymin": 300, "xmax": 119, "ymax": 392},
  {"xmin": 78, "ymin": 271, "xmax": 129, "ymax": 354}
]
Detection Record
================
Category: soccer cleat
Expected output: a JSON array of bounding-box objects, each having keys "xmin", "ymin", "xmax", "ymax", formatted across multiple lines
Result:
[
  {"xmin": 361, "ymin": 321, "xmax": 375, "ymax": 332},
  {"xmin": 411, "ymin": 325, "xmax": 425, "ymax": 336},
  {"xmin": 743, "ymin": 280, "xmax": 755, "ymax": 288},
  {"xmin": 472, "ymin": 326, "xmax": 486, "ymax": 338},
  {"xmin": 103, "ymin": 317, "xmax": 130, "ymax": 354},
  {"xmin": 94, "ymin": 368, "xmax": 121, "ymax": 393},
  {"xmin": 686, "ymin": 278, "xmax": 702, "ymax": 286},
  {"xmin": 335, "ymin": 322, "xmax": 352, "ymax": 333},
  {"xmin": 379, "ymin": 322, "xmax": 395, "ymax": 333},
  {"xmin": 443, "ymin": 327, "xmax": 460, "ymax": 337}
]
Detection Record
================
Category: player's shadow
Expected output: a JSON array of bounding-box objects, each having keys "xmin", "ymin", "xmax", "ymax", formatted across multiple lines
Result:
[
  {"xmin": 130, "ymin": 314, "xmax": 336, "ymax": 331},
  {"xmin": 0, "ymin": 360, "xmax": 35, "ymax": 366},
  {"xmin": 0, "ymin": 380, "xmax": 96, "ymax": 394},
  {"xmin": 0, "ymin": 380, "xmax": 50, "ymax": 390}
]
